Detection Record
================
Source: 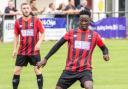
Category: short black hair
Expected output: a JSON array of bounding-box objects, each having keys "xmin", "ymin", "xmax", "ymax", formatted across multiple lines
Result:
[{"xmin": 79, "ymin": 9, "xmax": 91, "ymax": 17}]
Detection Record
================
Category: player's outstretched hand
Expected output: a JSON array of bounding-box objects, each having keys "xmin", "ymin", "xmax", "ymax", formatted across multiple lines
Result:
[
  {"xmin": 103, "ymin": 54, "xmax": 110, "ymax": 61},
  {"xmin": 37, "ymin": 58, "xmax": 47, "ymax": 69}
]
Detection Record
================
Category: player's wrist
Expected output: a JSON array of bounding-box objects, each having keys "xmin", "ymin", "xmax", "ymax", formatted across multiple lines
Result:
[{"xmin": 13, "ymin": 49, "xmax": 16, "ymax": 52}]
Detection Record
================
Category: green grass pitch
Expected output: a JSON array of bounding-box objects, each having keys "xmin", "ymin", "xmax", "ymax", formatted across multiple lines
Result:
[{"xmin": 0, "ymin": 39, "xmax": 128, "ymax": 89}]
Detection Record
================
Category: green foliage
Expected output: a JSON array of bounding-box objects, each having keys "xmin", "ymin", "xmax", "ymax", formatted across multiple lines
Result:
[{"xmin": 0, "ymin": 39, "xmax": 128, "ymax": 89}]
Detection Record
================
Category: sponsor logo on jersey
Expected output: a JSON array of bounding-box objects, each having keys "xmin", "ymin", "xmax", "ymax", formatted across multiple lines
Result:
[
  {"xmin": 21, "ymin": 29, "xmax": 34, "ymax": 36},
  {"xmin": 74, "ymin": 41, "xmax": 90, "ymax": 50}
]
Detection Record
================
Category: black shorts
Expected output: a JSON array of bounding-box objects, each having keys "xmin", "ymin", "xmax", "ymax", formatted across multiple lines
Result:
[
  {"xmin": 15, "ymin": 54, "xmax": 41, "ymax": 66},
  {"xmin": 56, "ymin": 70, "xmax": 93, "ymax": 89}
]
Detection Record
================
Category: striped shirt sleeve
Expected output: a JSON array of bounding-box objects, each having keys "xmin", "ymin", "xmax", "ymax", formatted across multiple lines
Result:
[
  {"xmin": 37, "ymin": 18, "xmax": 44, "ymax": 33},
  {"xmin": 96, "ymin": 33, "xmax": 104, "ymax": 47},
  {"xmin": 14, "ymin": 20, "xmax": 20, "ymax": 35}
]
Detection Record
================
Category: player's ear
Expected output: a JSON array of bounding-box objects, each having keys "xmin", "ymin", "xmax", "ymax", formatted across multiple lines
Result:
[{"xmin": 87, "ymin": 18, "xmax": 92, "ymax": 24}]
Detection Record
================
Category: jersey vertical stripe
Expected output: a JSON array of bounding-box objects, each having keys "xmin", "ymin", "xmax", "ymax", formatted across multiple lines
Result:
[
  {"xmin": 72, "ymin": 31, "xmax": 85, "ymax": 72},
  {"xmin": 77, "ymin": 32, "xmax": 88, "ymax": 70},
  {"xmin": 65, "ymin": 30, "xmax": 75, "ymax": 71},
  {"xmin": 79, "ymin": 30, "xmax": 90, "ymax": 72},
  {"xmin": 27, "ymin": 17, "xmax": 32, "ymax": 55},
  {"xmin": 31, "ymin": 16, "xmax": 35, "ymax": 55},
  {"xmin": 68, "ymin": 30, "xmax": 78, "ymax": 71},
  {"xmin": 65, "ymin": 42, "xmax": 70, "ymax": 69},
  {"xmin": 79, "ymin": 30, "xmax": 93, "ymax": 72},
  {"xmin": 27, "ymin": 16, "xmax": 35, "ymax": 55},
  {"xmin": 65, "ymin": 31, "xmax": 72, "ymax": 70},
  {"xmin": 19, "ymin": 17, "xmax": 23, "ymax": 55},
  {"xmin": 70, "ymin": 30, "xmax": 80, "ymax": 72},
  {"xmin": 27, "ymin": 17, "xmax": 34, "ymax": 55},
  {"xmin": 25, "ymin": 21, "xmax": 29, "ymax": 55},
  {"xmin": 86, "ymin": 31, "xmax": 97, "ymax": 70}
]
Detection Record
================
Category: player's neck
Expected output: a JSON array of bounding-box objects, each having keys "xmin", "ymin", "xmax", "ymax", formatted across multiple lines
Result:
[
  {"xmin": 23, "ymin": 15, "xmax": 31, "ymax": 21},
  {"xmin": 79, "ymin": 27, "xmax": 88, "ymax": 31}
]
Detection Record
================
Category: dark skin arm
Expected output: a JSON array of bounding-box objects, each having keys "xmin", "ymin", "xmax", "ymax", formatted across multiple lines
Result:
[
  {"xmin": 37, "ymin": 37, "xmax": 66, "ymax": 68},
  {"xmin": 100, "ymin": 45, "xmax": 110, "ymax": 61}
]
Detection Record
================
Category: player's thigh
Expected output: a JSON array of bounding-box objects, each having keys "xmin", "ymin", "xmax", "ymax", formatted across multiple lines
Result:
[
  {"xmin": 15, "ymin": 55, "xmax": 28, "ymax": 66},
  {"xmin": 56, "ymin": 71, "xmax": 77, "ymax": 89},
  {"xmin": 84, "ymin": 81, "xmax": 93, "ymax": 89},
  {"xmin": 79, "ymin": 70, "xmax": 93, "ymax": 88},
  {"xmin": 13, "ymin": 66, "xmax": 23, "ymax": 75},
  {"xmin": 29, "ymin": 54, "xmax": 41, "ymax": 66}
]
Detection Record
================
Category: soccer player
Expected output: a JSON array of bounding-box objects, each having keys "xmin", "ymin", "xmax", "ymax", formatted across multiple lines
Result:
[
  {"xmin": 12, "ymin": 3, "xmax": 44, "ymax": 89},
  {"xmin": 37, "ymin": 10, "xmax": 110, "ymax": 89}
]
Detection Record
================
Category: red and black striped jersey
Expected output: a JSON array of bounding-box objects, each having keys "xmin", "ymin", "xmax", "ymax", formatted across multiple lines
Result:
[
  {"xmin": 63, "ymin": 28, "xmax": 104, "ymax": 72},
  {"xmin": 14, "ymin": 16, "xmax": 44, "ymax": 55}
]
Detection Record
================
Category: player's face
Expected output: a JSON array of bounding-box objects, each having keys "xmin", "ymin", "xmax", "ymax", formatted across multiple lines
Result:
[
  {"xmin": 21, "ymin": 4, "xmax": 31, "ymax": 17},
  {"xmin": 79, "ymin": 15, "xmax": 90, "ymax": 30}
]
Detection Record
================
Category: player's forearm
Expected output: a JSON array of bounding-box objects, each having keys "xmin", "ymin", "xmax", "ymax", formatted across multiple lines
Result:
[
  {"xmin": 37, "ymin": 33, "xmax": 45, "ymax": 45},
  {"xmin": 44, "ymin": 37, "xmax": 66, "ymax": 60},
  {"xmin": 13, "ymin": 35, "xmax": 18, "ymax": 51},
  {"xmin": 100, "ymin": 45, "xmax": 109, "ymax": 55}
]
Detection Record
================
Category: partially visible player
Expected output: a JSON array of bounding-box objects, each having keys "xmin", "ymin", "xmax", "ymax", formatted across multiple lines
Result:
[
  {"xmin": 37, "ymin": 10, "xmax": 110, "ymax": 89},
  {"xmin": 12, "ymin": 2, "xmax": 44, "ymax": 89}
]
